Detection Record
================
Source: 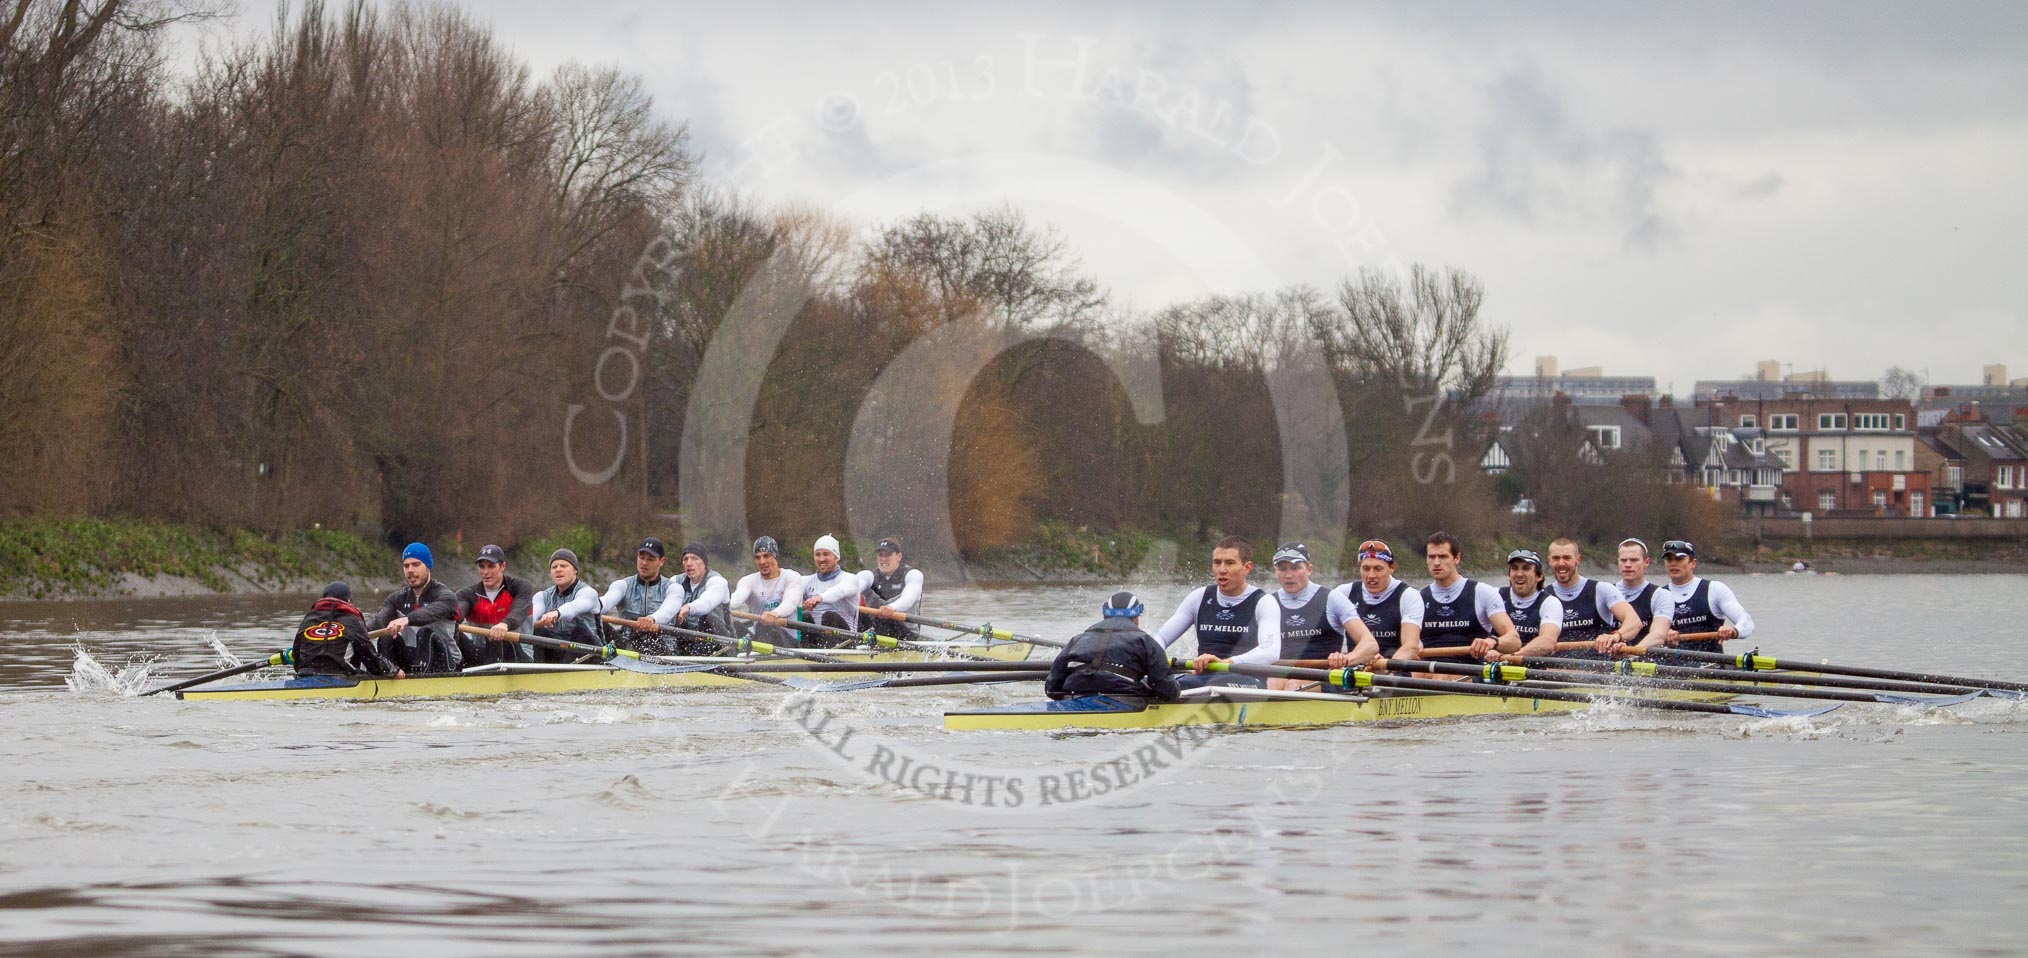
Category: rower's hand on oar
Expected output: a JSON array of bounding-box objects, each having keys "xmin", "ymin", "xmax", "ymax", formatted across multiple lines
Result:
[
  {"xmin": 1593, "ymin": 634, "xmax": 1623, "ymax": 656},
  {"xmin": 386, "ymin": 616, "xmax": 410, "ymax": 634},
  {"xmin": 875, "ymin": 607, "xmax": 904, "ymax": 621},
  {"xmin": 801, "ymin": 596, "xmax": 821, "ymax": 612},
  {"xmin": 675, "ymin": 604, "xmax": 692, "ymax": 623},
  {"xmin": 1326, "ymin": 650, "xmax": 1355, "ymax": 669},
  {"xmin": 536, "ymin": 611, "xmax": 560, "ymax": 629},
  {"xmin": 1716, "ymin": 625, "xmax": 1739, "ymax": 641},
  {"xmin": 632, "ymin": 615, "xmax": 657, "ymax": 633},
  {"xmin": 761, "ymin": 612, "xmax": 785, "ymax": 627},
  {"xmin": 1469, "ymin": 637, "xmax": 1500, "ymax": 659},
  {"xmin": 1663, "ymin": 628, "xmax": 1681, "ymax": 646},
  {"xmin": 488, "ymin": 623, "xmax": 512, "ymax": 643},
  {"xmin": 1191, "ymin": 653, "xmax": 1221, "ymax": 675}
]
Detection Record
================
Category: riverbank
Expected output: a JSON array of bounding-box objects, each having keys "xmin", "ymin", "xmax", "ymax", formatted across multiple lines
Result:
[{"xmin": 6, "ymin": 518, "xmax": 2026, "ymax": 601}]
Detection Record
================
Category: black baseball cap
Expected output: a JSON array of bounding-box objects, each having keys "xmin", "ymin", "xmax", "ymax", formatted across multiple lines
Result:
[
  {"xmin": 1271, "ymin": 542, "xmax": 1311, "ymax": 565},
  {"xmin": 637, "ymin": 537, "xmax": 666, "ymax": 558},
  {"xmin": 475, "ymin": 544, "xmax": 506, "ymax": 564},
  {"xmin": 876, "ymin": 537, "xmax": 902, "ymax": 554},
  {"xmin": 1662, "ymin": 539, "xmax": 1696, "ymax": 558}
]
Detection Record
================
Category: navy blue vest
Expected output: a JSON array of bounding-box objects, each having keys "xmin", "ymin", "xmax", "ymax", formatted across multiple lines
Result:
[
  {"xmin": 1669, "ymin": 579, "xmax": 1723, "ymax": 652},
  {"xmin": 1624, "ymin": 582, "xmax": 1659, "ymax": 633},
  {"xmin": 1194, "ymin": 587, "xmax": 1263, "ymax": 658},
  {"xmin": 1279, "ymin": 587, "xmax": 1345, "ymax": 660},
  {"xmin": 1419, "ymin": 579, "xmax": 1483, "ymax": 650},
  {"xmin": 1556, "ymin": 578, "xmax": 1607, "ymax": 643},
  {"xmin": 1356, "ymin": 582, "xmax": 1407, "ymax": 657},
  {"xmin": 1501, "ymin": 586, "xmax": 1550, "ymax": 642}
]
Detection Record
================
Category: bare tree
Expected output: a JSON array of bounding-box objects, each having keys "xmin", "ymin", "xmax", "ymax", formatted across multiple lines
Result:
[{"xmin": 1881, "ymin": 365, "xmax": 1926, "ymax": 403}]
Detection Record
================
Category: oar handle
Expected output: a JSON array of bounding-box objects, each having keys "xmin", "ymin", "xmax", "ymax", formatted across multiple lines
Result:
[
  {"xmin": 855, "ymin": 605, "xmax": 1053, "ymax": 645},
  {"xmin": 730, "ymin": 609, "xmax": 869, "ymax": 642},
  {"xmin": 597, "ymin": 614, "xmax": 855, "ymax": 662},
  {"xmin": 458, "ymin": 623, "xmax": 639, "ymax": 661}
]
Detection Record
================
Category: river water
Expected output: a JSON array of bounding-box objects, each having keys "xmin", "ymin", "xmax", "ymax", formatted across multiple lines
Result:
[{"xmin": 2, "ymin": 574, "xmax": 2025, "ymax": 956}]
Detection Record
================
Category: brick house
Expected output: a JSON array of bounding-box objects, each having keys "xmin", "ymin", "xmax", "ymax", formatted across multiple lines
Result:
[
  {"xmin": 1695, "ymin": 395, "xmax": 1929, "ymax": 517},
  {"xmin": 1936, "ymin": 404, "xmax": 2028, "ymax": 518}
]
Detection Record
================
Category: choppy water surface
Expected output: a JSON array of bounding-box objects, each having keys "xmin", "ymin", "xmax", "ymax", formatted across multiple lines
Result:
[{"xmin": 3, "ymin": 574, "xmax": 2026, "ymax": 955}]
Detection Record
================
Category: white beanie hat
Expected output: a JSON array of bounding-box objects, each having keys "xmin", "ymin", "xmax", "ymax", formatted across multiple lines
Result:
[{"xmin": 813, "ymin": 534, "xmax": 841, "ymax": 555}]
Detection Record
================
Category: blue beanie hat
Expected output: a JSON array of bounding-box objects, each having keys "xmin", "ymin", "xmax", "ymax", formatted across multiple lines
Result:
[{"xmin": 401, "ymin": 542, "xmax": 433, "ymax": 570}]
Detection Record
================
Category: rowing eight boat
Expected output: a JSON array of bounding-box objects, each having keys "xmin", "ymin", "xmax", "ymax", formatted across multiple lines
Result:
[
  {"xmin": 175, "ymin": 639, "xmax": 1036, "ymax": 702},
  {"xmin": 943, "ymin": 685, "xmax": 1739, "ymax": 732}
]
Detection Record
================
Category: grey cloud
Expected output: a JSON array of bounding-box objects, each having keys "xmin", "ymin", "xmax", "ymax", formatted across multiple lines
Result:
[{"xmin": 1451, "ymin": 68, "xmax": 1684, "ymax": 250}]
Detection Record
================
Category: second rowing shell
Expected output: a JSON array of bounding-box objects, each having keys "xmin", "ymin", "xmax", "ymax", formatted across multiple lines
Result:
[{"xmin": 176, "ymin": 640, "xmax": 1037, "ymax": 702}]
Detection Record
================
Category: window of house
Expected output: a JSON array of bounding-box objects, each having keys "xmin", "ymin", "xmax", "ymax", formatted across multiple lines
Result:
[
  {"xmin": 1894, "ymin": 414, "xmax": 1906, "ymax": 430},
  {"xmin": 1912, "ymin": 492, "xmax": 1925, "ymax": 516},
  {"xmin": 1818, "ymin": 490, "xmax": 1837, "ymax": 511},
  {"xmin": 1894, "ymin": 450, "xmax": 1905, "ymax": 470},
  {"xmin": 1769, "ymin": 414, "xmax": 1798, "ymax": 431},
  {"xmin": 1818, "ymin": 414, "xmax": 1846, "ymax": 430},
  {"xmin": 1773, "ymin": 447, "xmax": 1795, "ymax": 468},
  {"xmin": 1947, "ymin": 465, "xmax": 1963, "ymax": 488},
  {"xmin": 1855, "ymin": 413, "xmax": 1890, "ymax": 430},
  {"xmin": 1856, "ymin": 449, "xmax": 1868, "ymax": 470},
  {"xmin": 1588, "ymin": 425, "xmax": 1621, "ymax": 450},
  {"xmin": 1875, "ymin": 450, "xmax": 1886, "ymax": 471},
  {"xmin": 1781, "ymin": 491, "xmax": 1793, "ymax": 509},
  {"xmin": 1750, "ymin": 438, "xmax": 1765, "ymax": 454},
  {"xmin": 1817, "ymin": 448, "xmax": 1837, "ymax": 470},
  {"xmin": 1740, "ymin": 414, "xmax": 1757, "ymax": 428},
  {"xmin": 1872, "ymin": 490, "xmax": 1887, "ymax": 508}
]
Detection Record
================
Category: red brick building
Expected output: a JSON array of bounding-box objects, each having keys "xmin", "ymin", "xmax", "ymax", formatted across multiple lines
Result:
[{"xmin": 1695, "ymin": 396, "xmax": 1930, "ymax": 517}]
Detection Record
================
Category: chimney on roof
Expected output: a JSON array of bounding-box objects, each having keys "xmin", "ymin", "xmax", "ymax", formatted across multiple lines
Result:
[
  {"xmin": 1984, "ymin": 364, "xmax": 2007, "ymax": 387},
  {"xmin": 1970, "ymin": 401, "xmax": 1983, "ymax": 422},
  {"xmin": 1621, "ymin": 394, "xmax": 1651, "ymax": 426}
]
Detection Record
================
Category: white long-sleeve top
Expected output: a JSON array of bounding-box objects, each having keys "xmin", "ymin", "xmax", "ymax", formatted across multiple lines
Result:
[
  {"xmin": 1151, "ymin": 585, "xmax": 1285, "ymax": 665},
  {"xmin": 729, "ymin": 568, "xmax": 804, "ymax": 615},
  {"xmin": 1668, "ymin": 576, "xmax": 1756, "ymax": 639},
  {"xmin": 856, "ymin": 567, "xmax": 925, "ymax": 614},
  {"xmin": 531, "ymin": 580, "xmax": 601, "ymax": 620},
  {"xmin": 791, "ymin": 567, "xmax": 864, "ymax": 622}
]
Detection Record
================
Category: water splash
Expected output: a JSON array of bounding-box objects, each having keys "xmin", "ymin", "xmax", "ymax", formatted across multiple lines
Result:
[
  {"xmin": 64, "ymin": 645, "xmax": 154, "ymax": 697},
  {"xmin": 206, "ymin": 634, "xmax": 243, "ymax": 669}
]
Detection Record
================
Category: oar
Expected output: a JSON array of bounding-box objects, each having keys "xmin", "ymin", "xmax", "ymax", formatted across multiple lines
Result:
[
  {"xmin": 141, "ymin": 625, "xmax": 399, "ymax": 696},
  {"xmin": 596, "ymin": 615, "xmax": 850, "ymax": 663},
  {"xmin": 458, "ymin": 625, "xmax": 791, "ymax": 685},
  {"xmin": 855, "ymin": 606, "xmax": 1061, "ymax": 647},
  {"xmin": 1639, "ymin": 646, "xmax": 2028, "ymax": 694},
  {"xmin": 1181, "ymin": 660, "xmax": 1839, "ymax": 719},
  {"xmin": 784, "ymin": 670, "xmax": 1052, "ymax": 692},
  {"xmin": 729, "ymin": 610, "xmax": 996, "ymax": 660},
  {"xmin": 1377, "ymin": 658, "xmax": 1967, "ymax": 707},
  {"xmin": 1517, "ymin": 655, "xmax": 2009, "ymax": 699},
  {"xmin": 722, "ymin": 660, "xmax": 1044, "ymax": 674}
]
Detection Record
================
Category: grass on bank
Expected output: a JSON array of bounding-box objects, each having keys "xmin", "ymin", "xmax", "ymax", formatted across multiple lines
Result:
[{"xmin": 0, "ymin": 517, "xmax": 386, "ymax": 600}]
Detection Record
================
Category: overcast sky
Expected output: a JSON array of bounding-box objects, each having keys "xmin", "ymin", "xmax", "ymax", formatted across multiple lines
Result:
[{"xmin": 187, "ymin": 2, "xmax": 2028, "ymax": 392}]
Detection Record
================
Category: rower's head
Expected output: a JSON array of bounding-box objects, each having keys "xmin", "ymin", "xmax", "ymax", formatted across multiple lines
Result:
[
  {"xmin": 751, "ymin": 536, "xmax": 781, "ymax": 576},
  {"xmin": 1270, "ymin": 542, "xmax": 1312, "ymax": 593},
  {"xmin": 635, "ymin": 537, "xmax": 667, "ymax": 580},
  {"xmin": 1101, "ymin": 590, "xmax": 1145, "ymax": 624},
  {"xmin": 400, "ymin": 542, "xmax": 433, "ymax": 588},
  {"xmin": 813, "ymin": 534, "xmax": 841, "ymax": 575},
  {"xmin": 549, "ymin": 549, "xmax": 580, "ymax": 588},
  {"xmin": 1210, "ymin": 536, "xmax": 1253, "ymax": 595},
  {"xmin": 1661, "ymin": 539, "xmax": 1697, "ymax": 584},
  {"xmin": 1506, "ymin": 549, "xmax": 1545, "ymax": 597},
  {"xmin": 875, "ymin": 537, "xmax": 903, "ymax": 575},
  {"xmin": 475, "ymin": 544, "xmax": 506, "ymax": 590},
  {"xmin": 1423, "ymin": 532, "xmax": 1462, "ymax": 584},
  {"xmin": 1547, "ymin": 537, "xmax": 1582, "ymax": 586},
  {"xmin": 1356, "ymin": 539, "xmax": 1396, "ymax": 593},
  {"xmin": 680, "ymin": 542, "xmax": 708, "ymax": 580},
  {"xmin": 1617, "ymin": 537, "xmax": 1651, "ymax": 585}
]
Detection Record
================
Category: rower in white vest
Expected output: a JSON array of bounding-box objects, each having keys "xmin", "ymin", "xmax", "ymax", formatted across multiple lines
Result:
[{"xmin": 730, "ymin": 536, "xmax": 803, "ymax": 644}]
